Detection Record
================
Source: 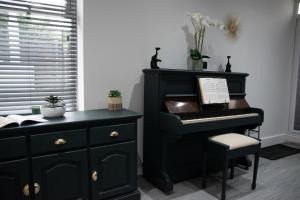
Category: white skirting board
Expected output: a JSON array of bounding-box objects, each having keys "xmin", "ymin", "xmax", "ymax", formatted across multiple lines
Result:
[
  {"xmin": 260, "ymin": 134, "xmax": 286, "ymax": 148},
  {"xmin": 286, "ymin": 134, "xmax": 300, "ymax": 144}
]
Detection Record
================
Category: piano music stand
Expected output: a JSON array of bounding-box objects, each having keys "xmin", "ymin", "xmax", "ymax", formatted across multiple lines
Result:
[{"xmin": 197, "ymin": 76, "xmax": 230, "ymax": 112}]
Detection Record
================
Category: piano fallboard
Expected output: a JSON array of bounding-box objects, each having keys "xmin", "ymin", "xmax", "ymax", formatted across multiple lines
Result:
[{"xmin": 160, "ymin": 108, "xmax": 263, "ymax": 136}]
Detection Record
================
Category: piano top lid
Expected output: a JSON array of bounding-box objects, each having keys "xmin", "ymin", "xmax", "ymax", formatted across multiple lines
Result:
[{"xmin": 143, "ymin": 68, "xmax": 249, "ymax": 77}]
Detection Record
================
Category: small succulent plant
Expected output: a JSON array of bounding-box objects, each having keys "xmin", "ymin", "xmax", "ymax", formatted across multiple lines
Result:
[
  {"xmin": 108, "ymin": 90, "xmax": 122, "ymax": 98},
  {"xmin": 44, "ymin": 95, "xmax": 62, "ymax": 108}
]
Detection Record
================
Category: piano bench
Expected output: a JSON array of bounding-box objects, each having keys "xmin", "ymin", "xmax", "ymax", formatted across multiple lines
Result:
[{"xmin": 202, "ymin": 133, "xmax": 261, "ymax": 200}]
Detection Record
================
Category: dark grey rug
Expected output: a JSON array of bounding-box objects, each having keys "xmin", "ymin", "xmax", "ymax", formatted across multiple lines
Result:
[{"xmin": 260, "ymin": 144, "xmax": 300, "ymax": 160}]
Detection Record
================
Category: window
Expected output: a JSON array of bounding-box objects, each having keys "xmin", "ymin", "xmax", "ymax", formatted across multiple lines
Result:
[
  {"xmin": 293, "ymin": 19, "xmax": 300, "ymax": 131},
  {"xmin": 0, "ymin": 0, "xmax": 77, "ymax": 115}
]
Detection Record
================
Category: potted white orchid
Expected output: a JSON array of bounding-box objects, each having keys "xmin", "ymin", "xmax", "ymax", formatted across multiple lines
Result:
[{"xmin": 189, "ymin": 13, "xmax": 225, "ymax": 70}]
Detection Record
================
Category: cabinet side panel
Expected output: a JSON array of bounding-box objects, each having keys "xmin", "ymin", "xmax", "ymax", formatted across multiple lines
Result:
[{"xmin": 143, "ymin": 72, "xmax": 162, "ymax": 176}]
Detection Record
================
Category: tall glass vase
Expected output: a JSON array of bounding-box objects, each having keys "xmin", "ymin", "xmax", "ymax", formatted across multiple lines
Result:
[{"xmin": 191, "ymin": 58, "xmax": 203, "ymax": 71}]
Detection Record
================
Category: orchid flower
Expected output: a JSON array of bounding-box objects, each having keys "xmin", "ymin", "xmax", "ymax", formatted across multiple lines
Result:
[
  {"xmin": 189, "ymin": 12, "xmax": 225, "ymax": 60},
  {"xmin": 189, "ymin": 12, "xmax": 202, "ymax": 32}
]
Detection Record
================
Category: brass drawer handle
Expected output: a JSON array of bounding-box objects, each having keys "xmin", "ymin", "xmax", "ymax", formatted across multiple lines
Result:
[
  {"xmin": 23, "ymin": 183, "xmax": 40, "ymax": 196},
  {"xmin": 110, "ymin": 131, "xmax": 119, "ymax": 137},
  {"xmin": 23, "ymin": 184, "xmax": 30, "ymax": 197},
  {"xmin": 54, "ymin": 138, "xmax": 67, "ymax": 145},
  {"xmin": 34, "ymin": 183, "xmax": 40, "ymax": 194},
  {"xmin": 91, "ymin": 171, "xmax": 98, "ymax": 182}
]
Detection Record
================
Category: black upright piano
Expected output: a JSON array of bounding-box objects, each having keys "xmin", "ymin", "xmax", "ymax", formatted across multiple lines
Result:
[{"xmin": 143, "ymin": 68, "xmax": 264, "ymax": 194}]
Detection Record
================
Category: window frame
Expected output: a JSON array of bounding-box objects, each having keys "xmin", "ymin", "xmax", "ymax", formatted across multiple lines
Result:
[
  {"xmin": 0, "ymin": 0, "xmax": 78, "ymax": 115},
  {"xmin": 296, "ymin": 0, "xmax": 300, "ymax": 19},
  {"xmin": 289, "ymin": 18, "xmax": 300, "ymax": 134}
]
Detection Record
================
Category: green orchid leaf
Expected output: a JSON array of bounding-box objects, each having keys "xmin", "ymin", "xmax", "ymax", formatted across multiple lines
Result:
[{"xmin": 190, "ymin": 49, "xmax": 201, "ymax": 60}]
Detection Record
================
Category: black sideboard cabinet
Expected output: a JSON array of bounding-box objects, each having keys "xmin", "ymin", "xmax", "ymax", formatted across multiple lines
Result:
[{"xmin": 0, "ymin": 109, "xmax": 142, "ymax": 200}]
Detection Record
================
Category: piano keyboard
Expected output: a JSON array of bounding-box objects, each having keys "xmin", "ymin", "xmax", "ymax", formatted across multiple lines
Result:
[{"xmin": 182, "ymin": 113, "xmax": 259, "ymax": 125}]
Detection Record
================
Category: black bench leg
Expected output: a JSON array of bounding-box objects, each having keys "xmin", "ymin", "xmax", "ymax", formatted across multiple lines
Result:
[
  {"xmin": 230, "ymin": 159, "xmax": 235, "ymax": 179},
  {"xmin": 202, "ymin": 151, "xmax": 207, "ymax": 189},
  {"xmin": 252, "ymin": 153, "xmax": 259, "ymax": 190},
  {"xmin": 221, "ymin": 155, "xmax": 229, "ymax": 200}
]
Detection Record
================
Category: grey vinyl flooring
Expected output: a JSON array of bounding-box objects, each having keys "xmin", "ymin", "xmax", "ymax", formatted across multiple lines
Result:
[{"xmin": 138, "ymin": 143, "xmax": 300, "ymax": 200}]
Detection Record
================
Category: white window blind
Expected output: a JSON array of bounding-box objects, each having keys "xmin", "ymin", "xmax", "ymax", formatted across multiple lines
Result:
[{"xmin": 0, "ymin": 0, "xmax": 77, "ymax": 115}]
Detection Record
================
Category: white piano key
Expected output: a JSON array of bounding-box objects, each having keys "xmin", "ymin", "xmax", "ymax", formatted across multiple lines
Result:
[{"xmin": 181, "ymin": 113, "xmax": 259, "ymax": 125}]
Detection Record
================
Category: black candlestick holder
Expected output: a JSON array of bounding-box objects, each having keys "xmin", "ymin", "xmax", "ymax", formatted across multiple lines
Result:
[{"xmin": 225, "ymin": 56, "xmax": 232, "ymax": 72}]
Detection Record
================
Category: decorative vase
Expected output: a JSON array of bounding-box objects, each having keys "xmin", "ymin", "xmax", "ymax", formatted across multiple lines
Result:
[
  {"xmin": 108, "ymin": 97, "xmax": 122, "ymax": 111},
  {"xmin": 31, "ymin": 105, "xmax": 41, "ymax": 115},
  {"xmin": 40, "ymin": 106, "xmax": 65, "ymax": 118},
  {"xmin": 191, "ymin": 58, "xmax": 203, "ymax": 71}
]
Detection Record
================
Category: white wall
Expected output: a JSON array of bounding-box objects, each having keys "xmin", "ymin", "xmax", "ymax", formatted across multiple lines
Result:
[{"xmin": 81, "ymin": 0, "xmax": 295, "ymax": 158}]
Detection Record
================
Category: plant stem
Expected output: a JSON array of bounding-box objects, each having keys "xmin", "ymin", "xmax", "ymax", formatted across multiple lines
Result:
[
  {"xmin": 194, "ymin": 32, "xmax": 198, "ymax": 51},
  {"xmin": 196, "ymin": 31, "xmax": 199, "ymax": 52},
  {"xmin": 197, "ymin": 27, "xmax": 202, "ymax": 51},
  {"xmin": 200, "ymin": 27, "xmax": 206, "ymax": 57}
]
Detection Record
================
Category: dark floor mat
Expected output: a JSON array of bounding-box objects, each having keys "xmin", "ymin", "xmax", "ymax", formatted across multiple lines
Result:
[{"xmin": 260, "ymin": 144, "xmax": 300, "ymax": 160}]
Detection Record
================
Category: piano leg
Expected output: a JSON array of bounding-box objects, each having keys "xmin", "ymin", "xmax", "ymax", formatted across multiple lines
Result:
[
  {"xmin": 143, "ymin": 134, "xmax": 174, "ymax": 195},
  {"xmin": 159, "ymin": 138, "xmax": 174, "ymax": 194},
  {"xmin": 143, "ymin": 170, "xmax": 173, "ymax": 194},
  {"xmin": 156, "ymin": 171, "xmax": 173, "ymax": 195},
  {"xmin": 146, "ymin": 137, "xmax": 173, "ymax": 195}
]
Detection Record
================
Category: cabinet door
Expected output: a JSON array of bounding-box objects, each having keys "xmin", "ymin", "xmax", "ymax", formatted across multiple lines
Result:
[
  {"xmin": 0, "ymin": 159, "xmax": 29, "ymax": 200},
  {"xmin": 91, "ymin": 141, "xmax": 136, "ymax": 200},
  {"xmin": 32, "ymin": 150, "xmax": 89, "ymax": 200}
]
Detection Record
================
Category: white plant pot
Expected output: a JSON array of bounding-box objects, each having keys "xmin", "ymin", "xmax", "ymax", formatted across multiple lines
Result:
[{"xmin": 41, "ymin": 106, "xmax": 65, "ymax": 118}]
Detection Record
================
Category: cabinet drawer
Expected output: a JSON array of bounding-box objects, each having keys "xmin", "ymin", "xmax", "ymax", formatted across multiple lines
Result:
[
  {"xmin": 31, "ymin": 129, "xmax": 87, "ymax": 155},
  {"xmin": 0, "ymin": 136, "xmax": 26, "ymax": 160},
  {"xmin": 90, "ymin": 123, "xmax": 135, "ymax": 145}
]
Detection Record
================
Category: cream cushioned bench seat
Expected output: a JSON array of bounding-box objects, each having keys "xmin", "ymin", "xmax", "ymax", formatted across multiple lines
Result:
[
  {"xmin": 209, "ymin": 133, "xmax": 259, "ymax": 150},
  {"xmin": 204, "ymin": 133, "xmax": 261, "ymax": 200}
]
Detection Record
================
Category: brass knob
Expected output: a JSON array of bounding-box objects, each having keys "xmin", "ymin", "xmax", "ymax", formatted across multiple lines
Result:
[
  {"xmin": 91, "ymin": 171, "xmax": 98, "ymax": 182},
  {"xmin": 110, "ymin": 131, "xmax": 119, "ymax": 137},
  {"xmin": 23, "ymin": 184, "xmax": 30, "ymax": 197},
  {"xmin": 34, "ymin": 183, "xmax": 40, "ymax": 194},
  {"xmin": 54, "ymin": 138, "xmax": 66, "ymax": 145}
]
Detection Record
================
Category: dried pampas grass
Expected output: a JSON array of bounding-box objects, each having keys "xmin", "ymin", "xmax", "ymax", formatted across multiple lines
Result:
[{"xmin": 225, "ymin": 15, "xmax": 240, "ymax": 39}]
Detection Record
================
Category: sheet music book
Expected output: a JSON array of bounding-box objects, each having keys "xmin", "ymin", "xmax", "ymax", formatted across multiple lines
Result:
[
  {"xmin": 198, "ymin": 78, "xmax": 230, "ymax": 104},
  {"xmin": 0, "ymin": 115, "xmax": 47, "ymax": 128}
]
